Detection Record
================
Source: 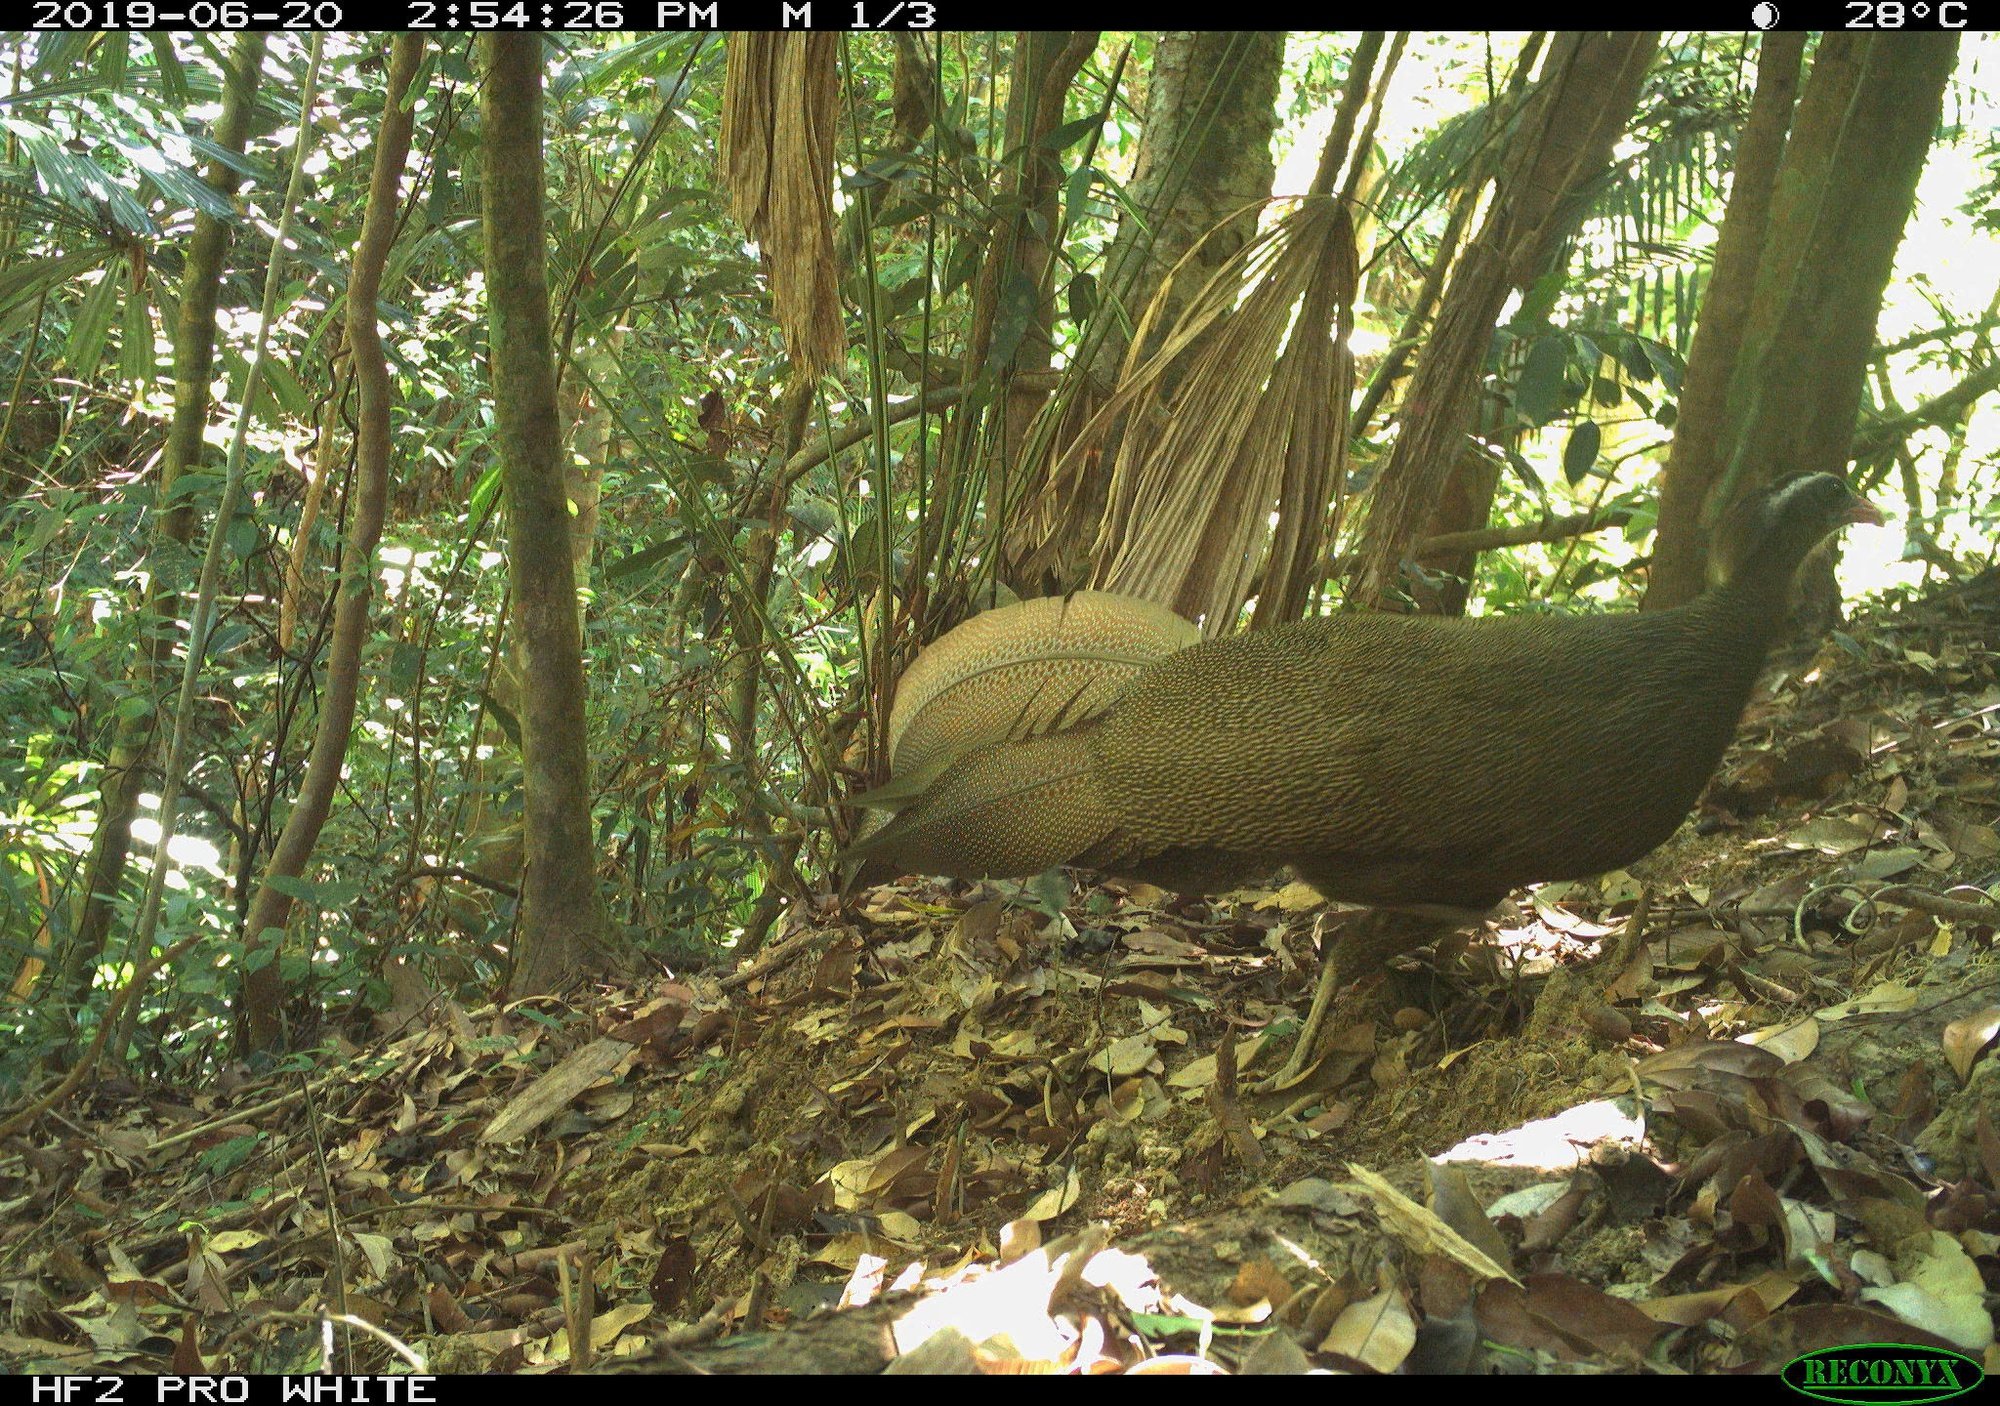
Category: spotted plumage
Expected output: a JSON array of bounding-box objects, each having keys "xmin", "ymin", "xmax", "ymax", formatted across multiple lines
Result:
[{"xmin": 845, "ymin": 472, "xmax": 1882, "ymax": 912}]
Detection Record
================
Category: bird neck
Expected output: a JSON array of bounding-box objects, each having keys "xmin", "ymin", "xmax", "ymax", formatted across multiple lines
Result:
[{"xmin": 1692, "ymin": 571, "xmax": 1796, "ymax": 666}]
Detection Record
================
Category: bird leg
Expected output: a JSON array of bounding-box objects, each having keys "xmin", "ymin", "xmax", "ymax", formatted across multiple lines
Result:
[
  {"xmin": 1257, "ymin": 911, "xmax": 1345, "ymax": 1091},
  {"xmin": 1256, "ymin": 909, "xmax": 1457, "ymax": 1093}
]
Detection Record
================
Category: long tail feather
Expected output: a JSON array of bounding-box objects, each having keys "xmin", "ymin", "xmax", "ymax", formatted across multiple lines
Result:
[{"xmin": 840, "ymin": 731, "xmax": 1117, "ymax": 881}]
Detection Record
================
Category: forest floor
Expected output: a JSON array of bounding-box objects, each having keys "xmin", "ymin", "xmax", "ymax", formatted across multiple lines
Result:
[{"xmin": 5, "ymin": 572, "xmax": 1998, "ymax": 1376}]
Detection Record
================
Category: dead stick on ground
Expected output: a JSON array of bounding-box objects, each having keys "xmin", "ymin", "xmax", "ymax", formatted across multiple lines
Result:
[
  {"xmin": 1208, "ymin": 1027, "xmax": 1267, "ymax": 1172},
  {"xmin": 1875, "ymin": 885, "xmax": 1999, "ymax": 925}
]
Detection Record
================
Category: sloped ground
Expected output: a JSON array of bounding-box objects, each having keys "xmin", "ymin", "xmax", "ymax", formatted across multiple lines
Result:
[{"xmin": 3, "ymin": 573, "xmax": 1996, "ymax": 1375}]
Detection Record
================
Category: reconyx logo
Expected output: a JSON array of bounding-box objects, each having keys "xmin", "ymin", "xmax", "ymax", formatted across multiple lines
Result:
[{"xmin": 1781, "ymin": 1344, "xmax": 1985, "ymax": 1405}]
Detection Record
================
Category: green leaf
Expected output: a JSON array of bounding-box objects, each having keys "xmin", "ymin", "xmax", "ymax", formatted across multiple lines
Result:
[
  {"xmin": 1505, "ymin": 448, "xmax": 1545, "ymax": 496},
  {"xmin": 1039, "ymin": 115, "xmax": 1102, "ymax": 153},
  {"xmin": 387, "ymin": 641, "xmax": 423, "ymax": 686},
  {"xmin": 1061, "ymin": 163, "xmax": 1098, "ymax": 229},
  {"xmin": 243, "ymin": 933, "xmax": 284, "ymax": 971},
  {"xmin": 1618, "ymin": 337, "xmax": 1655, "ymax": 384},
  {"xmin": 469, "ymin": 459, "xmax": 504, "ymax": 517},
  {"xmin": 64, "ymin": 259, "xmax": 122, "ymax": 375},
  {"xmin": 1066, "ymin": 270, "xmax": 1096, "ymax": 325},
  {"xmin": 1513, "ymin": 270, "xmax": 1563, "ymax": 328},
  {"xmin": 197, "ymin": 1133, "xmax": 261, "ymax": 1178},
  {"xmin": 1029, "ymin": 867, "xmax": 1071, "ymax": 920},
  {"xmin": 119, "ymin": 277, "xmax": 154, "ymax": 383},
  {"xmin": 226, "ymin": 512, "xmax": 258, "ymax": 561},
  {"xmin": 480, "ymin": 691, "xmax": 522, "ymax": 747},
  {"xmin": 1562, "ymin": 421, "xmax": 1601, "ymax": 486},
  {"xmin": 147, "ymin": 34, "xmax": 190, "ymax": 105},
  {"xmin": 606, "ymin": 538, "xmax": 686, "ymax": 581},
  {"xmin": 1515, "ymin": 336, "xmax": 1568, "ymax": 427},
  {"xmin": 262, "ymin": 875, "xmax": 314, "ymax": 903},
  {"xmin": 1640, "ymin": 340, "xmax": 1684, "ymax": 395},
  {"xmin": 264, "ymin": 874, "xmax": 363, "ymax": 909}
]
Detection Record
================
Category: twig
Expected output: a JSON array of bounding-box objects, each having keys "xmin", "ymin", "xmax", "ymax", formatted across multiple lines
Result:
[
  {"xmin": 1207, "ymin": 1028, "xmax": 1267, "ymax": 1172},
  {"xmin": 1873, "ymin": 884, "xmax": 2000, "ymax": 925},
  {"xmin": 718, "ymin": 920, "xmax": 827, "ymax": 992}
]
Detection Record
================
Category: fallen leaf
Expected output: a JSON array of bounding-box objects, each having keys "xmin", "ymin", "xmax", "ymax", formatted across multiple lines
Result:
[
  {"xmin": 1859, "ymin": 1231, "xmax": 1996, "ymax": 1352},
  {"xmin": 1091, "ymin": 1034, "xmax": 1156, "ymax": 1078},
  {"xmin": 1784, "ymin": 816, "xmax": 1874, "ymax": 856},
  {"xmin": 1816, "ymin": 980, "xmax": 1920, "ymax": 1021},
  {"xmin": 1020, "ymin": 1168, "xmax": 1081, "ymax": 1222},
  {"xmin": 1740, "ymin": 1017, "xmax": 1820, "ymax": 1064},
  {"xmin": 1319, "ymin": 1287, "xmax": 1416, "ymax": 1372},
  {"xmin": 1850, "ymin": 848, "xmax": 1924, "ymax": 881},
  {"xmin": 1942, "ymin": 1008, "xmax": 2000, "ymax": 1082},
  {"xmin": 1342, "ymin": 1164, "xmax": 1518, "ymax": 1285}
]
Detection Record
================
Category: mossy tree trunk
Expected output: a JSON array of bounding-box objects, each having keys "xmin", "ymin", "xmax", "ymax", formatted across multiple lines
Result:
[
  {"xmin": 1351, "ymin": 31, "xmax": 1658, "ymax": 610},
  {"xmin": 1646, "ymin": 33, "xmax": 1958, "ymax": 612},
  {"xmin": 1644, "ymin": 33, "xmax": 1806, "ymax": 609},
  {"xmin": 1095, "ymin": 32, "xmax": 1284, "ymax": 376},
  {"xmin": 480, "ymin": 34, "xmax": 613, "ymax": 996},
  {"xmin": 56, "ymin": 33, "xmax": 267, "ymax": 1022}
]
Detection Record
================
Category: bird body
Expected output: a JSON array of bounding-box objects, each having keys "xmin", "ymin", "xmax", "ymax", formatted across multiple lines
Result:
[
  {"xmin": 1085, "ymin": 591, "xmax": 1776, "ymax": 907},
  {"xmin": 845, "ymin": 474, "xmax": 1882, "ymax": 916}
]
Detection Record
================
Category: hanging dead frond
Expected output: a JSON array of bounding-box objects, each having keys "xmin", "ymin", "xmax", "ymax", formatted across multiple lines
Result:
[
  {"xmin": 1028, "ymin": 195, "xmax": 1358, "ymax": 632},
  {"xmin": 720, "ymin": 35, "xmax": 844, "ymax": 377}
]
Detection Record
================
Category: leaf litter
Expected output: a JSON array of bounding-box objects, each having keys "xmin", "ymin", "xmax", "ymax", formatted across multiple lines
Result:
[{"xmin": 3, "ymin": 575, "xmax": 1997, "ymax": 1374}]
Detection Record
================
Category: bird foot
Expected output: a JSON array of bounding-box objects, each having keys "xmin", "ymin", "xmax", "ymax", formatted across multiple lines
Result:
[
  {"xmin": 1249, "ymin": 909, "xmax": 1450, "ymax": 1094},
  {"xmin": 1250, "ymin": 932, "xmax": 1348, "ymax": 1094}
]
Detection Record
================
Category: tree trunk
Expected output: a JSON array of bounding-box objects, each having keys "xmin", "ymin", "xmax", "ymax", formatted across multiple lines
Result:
[
  {"xmin": 1098, "ymin": 32, "xmax": 1284, "ymax": 371},
  {"xmin": 481, "ymin": 34, "xmax": 613, "ymax": 996},
  {"xmin": 925, "ymin": 31, "xmax": 1094, "ymax": 600},
  {"xmin": 1646, "ymin": 33, "xmax": 1957, "ymax": 613},
  {"xmin": 1644, "ymin": 33, "xmax": 1806, "ymax": 609},
  {"xmin": 985, "ymin": 31, "xmax": 1096, "ymax": 521},
  {"xmin": 1376, "ymin": 39, "xmax": 1539, "ymax": 616},
  {"xmin": 1004, "ymin": 31, "xmax": 1282, "ymax": 597},
  {"xmin": 56, "ymin": 33, "xmax": 267, "ymax": 1020},
  {"xmin": 1415, "ymin": 443, "xmax": 1504, "ymax": 616},
  {"xmin": 1351, "ymin": 32, "xmax": 1659, "ymax": 609},
  {"xmin": 236, "ymin": 36, "xmax": 419, "ymax": 1051}
]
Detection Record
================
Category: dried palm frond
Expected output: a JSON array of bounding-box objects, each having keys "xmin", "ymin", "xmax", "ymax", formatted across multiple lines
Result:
[
  {"xmin": 1042, "ymin": 194, "xmax": 1358, "ymax": 630},
  {"xmin": 720, "ymin": 34, "xmax": 844, "ymax": 376}
]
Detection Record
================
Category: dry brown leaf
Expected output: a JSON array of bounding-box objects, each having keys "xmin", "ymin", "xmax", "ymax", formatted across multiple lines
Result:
[
  {"xmin": 1425, "ymin": 1160, "xmax": 1513, "ymax": 1270},
  {"xmin": 1319, "ymin": 1287, "xmax": 1416, "ymax": 1372},
  {"xmin": 479, "ymin": 1036, "xmax": 635, "ymax": 1145},
  {"xmin": 1942, "ymin": 1008, "xmax": 2000, "ymax": 1082},
  {"xmin": 1342, "ymin": 1163, "xmax": 1519, "ymax": 1285},
  {"xmin": 1740, "ymin": 1016, "xmax": 1821, "ymax": 1064}
]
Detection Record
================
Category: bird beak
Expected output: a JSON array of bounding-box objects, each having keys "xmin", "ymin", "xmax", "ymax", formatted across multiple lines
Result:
[{"xmin": 1847, "ymin": 496, "xmax": 1886, "ymax": 527}]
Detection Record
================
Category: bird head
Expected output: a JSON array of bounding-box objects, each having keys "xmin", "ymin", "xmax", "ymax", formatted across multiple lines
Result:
[{"xmin": 1710, "ymin": 472, "xmax": 1884, "ymax": 593}]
